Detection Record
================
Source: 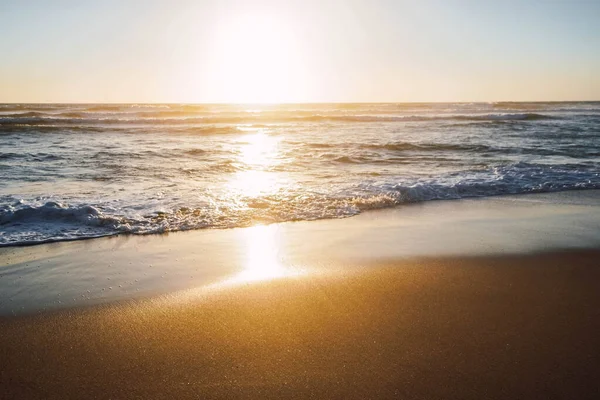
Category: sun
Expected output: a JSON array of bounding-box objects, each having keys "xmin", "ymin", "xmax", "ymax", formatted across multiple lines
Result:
[{"xmin": 205, "ymin": 12, "xmax": 311, "ymax": 104}]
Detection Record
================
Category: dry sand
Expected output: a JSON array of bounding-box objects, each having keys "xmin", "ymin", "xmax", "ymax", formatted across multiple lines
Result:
[{"xmin": 1, "ymin": 250, "xmax": 599, "ymax": 399}]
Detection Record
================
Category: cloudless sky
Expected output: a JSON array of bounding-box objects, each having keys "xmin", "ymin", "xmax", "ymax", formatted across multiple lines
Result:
[{"xmin": 0, "ymin": 0, "xmax": 598, "ymax": 103}]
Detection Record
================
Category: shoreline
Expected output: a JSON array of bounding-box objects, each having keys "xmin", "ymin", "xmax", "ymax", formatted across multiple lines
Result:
[
  {"xmin": 1, "ymin": 189, "xmax": 600, "ymax": 316},
  {"xmin": 2, "ymin": 187, "xmax": 600, "ymax": 250}
]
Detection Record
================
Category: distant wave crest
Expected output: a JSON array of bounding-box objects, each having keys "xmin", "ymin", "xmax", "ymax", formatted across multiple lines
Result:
[{"xmin": 0, "ymin": 112, "xmax": 560, "ymax": 130}]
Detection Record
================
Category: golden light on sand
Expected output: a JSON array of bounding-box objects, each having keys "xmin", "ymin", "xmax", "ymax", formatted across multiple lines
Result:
[
  {"xmin": 205, "ymin": 12, "xmax": 310, "ymax": 103},
  {"xmin": 236, "ymin": 224, "xmax": 286, "ymax": 282},
  {"xmin": 204, "ymin": 224, "xmax": 302, "ymax": 289}
]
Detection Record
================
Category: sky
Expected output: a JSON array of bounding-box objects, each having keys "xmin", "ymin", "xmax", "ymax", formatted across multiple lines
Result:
[{"xmin": 0, "ymin": 0, "xmax": 599, "ymax": 103}]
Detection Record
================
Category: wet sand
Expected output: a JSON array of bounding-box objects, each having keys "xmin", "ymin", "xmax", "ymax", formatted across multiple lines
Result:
[
  {"xmin": 2, "ymin": 190, "xmax": 600, "ymax": 316},
  {"xmin": 1, "ymin": 250, "xmax": 599, "ymax": 399}
]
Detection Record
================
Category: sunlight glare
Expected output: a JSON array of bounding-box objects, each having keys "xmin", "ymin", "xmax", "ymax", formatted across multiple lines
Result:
[
  {"xmin": 207, "ymin": 224, "xmax": 302, "ymax": 288},
  {"xmin": 205, "ymin": 12, "xmax": 311, "ymax": 103},
  {"xmin": 229, "ymin": 170, "xmax": 280, "ymax": 198},
  {"xmin": 239, "ymin": 131, "xmax": 278, "ymax": 167},
  {"xmin": 228, "ymin": 131, "xmax": 283, "ymax": 197},
  {"xmin": 236, "ymin": 224, "xmax": 286, "ymax": 282}
]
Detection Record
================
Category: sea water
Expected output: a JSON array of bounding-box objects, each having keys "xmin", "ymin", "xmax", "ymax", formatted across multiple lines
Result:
[{"xmin": 1, "ymin": 102, "xmax": 599, "ymax": 246}]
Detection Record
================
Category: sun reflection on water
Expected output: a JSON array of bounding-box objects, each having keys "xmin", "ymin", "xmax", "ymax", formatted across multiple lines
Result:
[
  {"xmin": 239, "ymin": 130, "xmax": 279, "ymax": 167},
  {"xmin": 229, "ymin": 170, "xmax": 280, "ymax": 198},
  {"xmin": 228, "ymin": 130, "xmax": 284, "ymax": 197},
  {"xmin": 219, "ymin": 129, "xmax": 301, "ymax": 284}
]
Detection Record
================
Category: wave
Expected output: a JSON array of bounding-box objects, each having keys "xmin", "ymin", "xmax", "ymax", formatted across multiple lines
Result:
[
  {"xmin": 0, "ymin": 111, "xmax": 58, "ymax": 118},
  {"xmin": 300, "ymin": 141, "xmax": 600, "ymax": 159},
  {"xmin": 0, "ymin": 201, "xmax": 120, "ymax": 225},
  {"xmin": 492, "ymin": 101, "xmax": 600, "ymax": 112},
  {"xmin": 184, "ymin": 148, "xmax": 207, "ymax": 156},
  {"xmin": 0, "ymin": 152, "xmax": 22, "ymax": 160},
  {"xmin": 2, "ymin": 164, "xmax": 599, "ymax": 247},
  {"xmin": 0, "ymin": 113, "xmax": 559, "ymax": 129},
  {"xmin": 333, "ymin": 155, "xmax": 363, "ymax": 164},
  {"xmin": 454, "ymin": 113, "xmax": 556, "ymax": 121},
  {"xmin": 365, "ymin": 142, "xmax": 492, "ymax": 152},
  {"xmin": 0, "ymin": 122, "xmax": 247, "ymax": 135},
  {"xmin": 283, "ymin": 112, "xmax": 558, "ymax": 123},
  {"xmin": 0, "ymin": 152, "xmax": 65, "ymax": 161},
  {"xmin": 301, "ymin": 141, "xmax": 488, "ymax": 152},
  {"xmin": 84, "ymin": 104, "xmax": 172, "ymax": 112}
]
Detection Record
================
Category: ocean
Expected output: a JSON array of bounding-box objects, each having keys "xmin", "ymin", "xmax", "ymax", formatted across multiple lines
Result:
[{"xmin": 1, "ymin": 102, "xmax": 599, "ymax": 246}]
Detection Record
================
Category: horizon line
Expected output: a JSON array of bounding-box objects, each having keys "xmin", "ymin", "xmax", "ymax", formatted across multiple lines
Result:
[{"xmin": 1, "ymin": 100, "xmax": 599, "ymax": 105}]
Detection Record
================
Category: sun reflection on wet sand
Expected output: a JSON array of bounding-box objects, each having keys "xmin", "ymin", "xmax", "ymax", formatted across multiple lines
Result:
[
  {"xmin": 236, "ymin": 224, "xmax": 287, "ymax": 281},
  {"xmin": 215, "ymin": 224, "xmax": 302, "ymax": 288},
  {"xmin": 169, "ymin": 224, "xmax": 305, "ymax": 303}
]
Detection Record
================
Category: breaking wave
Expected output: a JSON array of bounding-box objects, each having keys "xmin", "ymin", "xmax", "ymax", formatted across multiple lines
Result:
[{"xmin": 2, "ymin": 162, "xmax": 599, "ymax": 246}]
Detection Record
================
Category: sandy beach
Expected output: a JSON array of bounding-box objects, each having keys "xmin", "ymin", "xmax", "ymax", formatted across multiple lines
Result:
[
  {"xmin": 2, "ymin": 0, "xmax": 599, "ymax": 397},
  {"xmin": 1, "ymin": 250, "xmax": 599, "ymax": 399},
  {"xmin": 1, "ymin": 191, "xmax": 600, "ymax": 399}
]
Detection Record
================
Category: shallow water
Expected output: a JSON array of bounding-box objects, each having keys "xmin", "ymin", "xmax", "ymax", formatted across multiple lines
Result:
[{"xmin": 1, "ymin": 102, "xmax": 599, "ymax": 246}]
